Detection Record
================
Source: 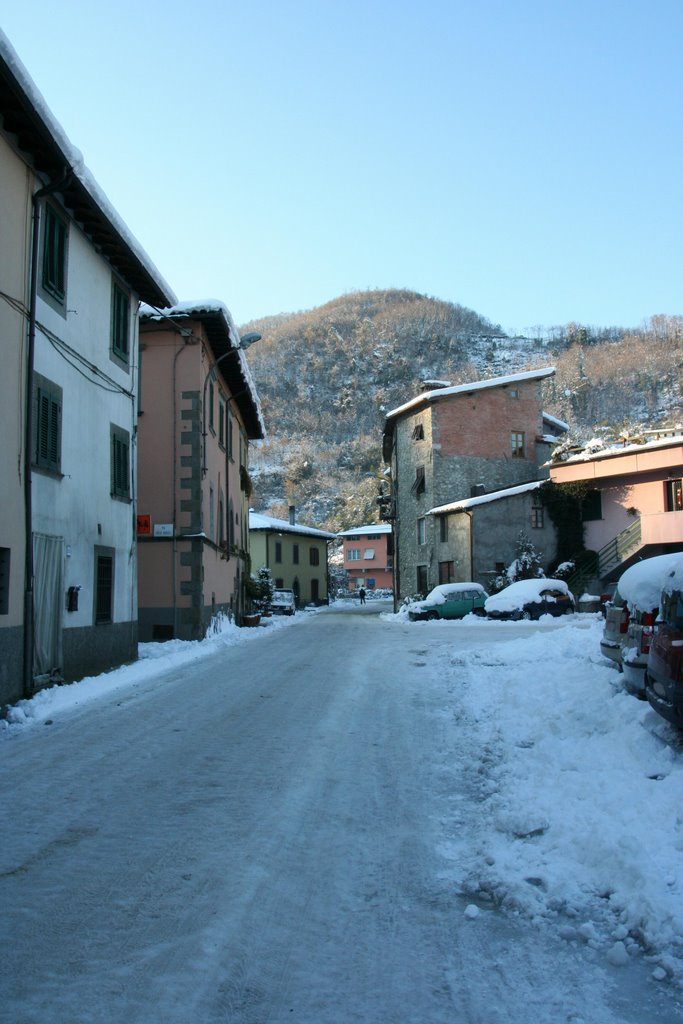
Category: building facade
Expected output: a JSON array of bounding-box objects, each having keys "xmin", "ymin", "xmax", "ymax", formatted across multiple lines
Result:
[
  {"xmin": 338, "ymin": 524, "xmax": 393, "ymax": 591},
  {"xmin": 0, "ymin": 33, "xmax": 175, "ymax": 703},
  {"xmin": 137, "ymin": 303, "xmax": 265, "ymax": 640},
  {"xmin": 382, "ymin": 368, "xmax": 560, "ymax": 603},
  {"xmin": 249, "ymin": 510, "xmax": 336, "ymax": 606},
  {"xmin": 429, "ymin": 481, "xmax": 559, "ymax": 592},
  {"xmin": 549, "ymin": 432, "xmax": 683, "ymax": 585}
]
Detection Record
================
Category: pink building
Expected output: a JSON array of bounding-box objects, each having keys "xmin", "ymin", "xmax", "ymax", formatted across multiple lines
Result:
[
  {"xmin": 137, "ymin": 302, "xmax": 265, "ymax": 639},
  {"xmin": 339, "ymin": 524, "xmax": 393, "ymax": 591},
  {"xmin": 549, "ymin": 431, "xmax": 683, "ymax": 581}
]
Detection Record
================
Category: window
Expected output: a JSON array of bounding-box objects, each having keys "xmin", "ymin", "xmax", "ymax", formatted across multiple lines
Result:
[
  {"xmin": 411, "ymin": 466, "xmax": 426, "ymax": 496},
  {"xmin": 417, "ymin": 565, "xmax": 428, "ymax": 595},
  {"xmin": 439, "ymin": 560, "xmax": 455, "ymax": 584},
  {"xmin": 347, "ymin": 548, "xmax": 361, "ymax": 561},
  {"xmin": 275, "ymin": 578, "xmax": 284, "ymax": 588},
  {"xmin": 275, "ymin": 541, "xmax": 282, "ymax": 563},
  {"xmin": 439, "ymin": 517, "xmax": 448, "ymax": 543},
  {"xmin": 42, "ymin": 203, "xmax": 67, "ymax": 304},
  {"xmin": 665, "ymin": 479, "xmax": 683, "ymax": 512},
  {"xmin": 95, "ymin": 550, "xmax": 114, "ymax": 624},
  {"xmin": 531, "ymin": 506, "xmax": 544, "ymax": 528},
  {"xmin": 209, "ymin": 484, "xmax": 215, "ymax": 542},
  {"xmin": 366, "ymin": 534, "xmax": 381, "ymax": 540},
  {"xmin": 227, "ymin": 410, "xmax": 234, "ymax": 459},
  {"xmin": 367, "ymin": 578, "xmax": 376, "ymax": 589},
  {"xmin": 111, "ymin": 425, "xmax": 130, "ymax": 500},
  {"xmin": 417, "ymin": 517, "xmax": 426, "ymax": 545},
  {"xmin": 33, "ymin": 374, "xmax": 62, "ymax": 473},
  {"xmin": 511, "ymin": 432, "xmax": 525, "ymax": 458},
  {"xmin": 209, "ymin": 382, "xmax": 215, "ymax": 433},
  {"xmin": 412, "ymin": 423, "xmax": 424, "ymax": 440},
  {"xmin": 111, "ymin": 282, "xmax": 130, "ymax": 363},
  {"xmin": 228, "ymin": 499, "xmax": 235, "ymax": 546},
  {"xmin": 310, "ymin": 547, "xmax": 320, "ymax": 566},
  {"xmin": 582, "ymin": 490, "xmax": 602, "ymax": 522},
  {"xmin": 293, "ymin": 544, "xmax": 299, "ymax": 564},
  {"xmin": 218, "ymin": 400, "xmax": 225, "ymax": 448},
  {"xmin": 0, "ymin": 548, "xmax": 9, "ymax": 615},
  {"xmin": 364, "ymin": 548, "xmax": 375, "ymax": 560},
  {"xmin": 219, "ymin": 491, "xmax": 225, "ymax": 545}
]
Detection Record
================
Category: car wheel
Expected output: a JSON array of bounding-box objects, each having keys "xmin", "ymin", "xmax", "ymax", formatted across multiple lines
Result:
[{"xmin": 426, "ymin": 611, "xmax": 439, "ymax": 621}]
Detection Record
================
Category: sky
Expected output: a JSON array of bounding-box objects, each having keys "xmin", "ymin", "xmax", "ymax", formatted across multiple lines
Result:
[
  {"xmin": 3, "ymin": 604, "xmax": 683, "ymax": 1005},
  {"xmin": 3, "ymin": 0, "xmax": 682, "ymax": 333}
]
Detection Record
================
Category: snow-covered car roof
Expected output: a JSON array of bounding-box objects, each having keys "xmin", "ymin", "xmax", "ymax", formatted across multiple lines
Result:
[
  {"xmin": 484, "ymin": 578, "xmax": 571, "ymax": 613},
  {"xmin": 412, "ymin": 583, "xmax": 487, "ymax": 607},
  {"xmin": 617, "ymin": 553, "xmax": 683, "ymax": 611}
]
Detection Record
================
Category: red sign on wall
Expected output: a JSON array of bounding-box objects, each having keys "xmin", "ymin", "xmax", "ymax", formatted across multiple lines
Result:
[{"xmin": 137, "ymin": 514, "xmax": 151, "ymax": 535}]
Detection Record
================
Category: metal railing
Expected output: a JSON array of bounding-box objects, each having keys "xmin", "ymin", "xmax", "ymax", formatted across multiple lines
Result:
[{"xmin": 598, "ymin": 518, "xmax": 642, "ymax": 577}]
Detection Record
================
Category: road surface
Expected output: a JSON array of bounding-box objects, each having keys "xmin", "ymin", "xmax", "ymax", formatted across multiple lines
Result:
[{"xmin": 0, "ymin": 602, "xmax": 679, "ymax": 1023}]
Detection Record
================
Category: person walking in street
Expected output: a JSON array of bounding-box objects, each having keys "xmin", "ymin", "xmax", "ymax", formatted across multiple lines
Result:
[{"xmin": 358, "ymin": 587, "xmax": 366, "ymax": 605}]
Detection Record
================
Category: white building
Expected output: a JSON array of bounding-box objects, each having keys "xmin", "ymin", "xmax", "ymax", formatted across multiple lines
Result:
[{"xmin": 0, "ymin": 31, "xmax": 175, "ymax": 702}]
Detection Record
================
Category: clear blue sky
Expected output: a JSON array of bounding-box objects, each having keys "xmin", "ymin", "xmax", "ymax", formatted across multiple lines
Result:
[{"xmin": 3, "ymin": 0, "xmax": 681, "ymax": 333}]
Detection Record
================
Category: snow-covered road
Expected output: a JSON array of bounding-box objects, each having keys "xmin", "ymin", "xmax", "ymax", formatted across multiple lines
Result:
[{"xmin": 1, "ymin": 603, "xmax": 681, "ymax": 1023}]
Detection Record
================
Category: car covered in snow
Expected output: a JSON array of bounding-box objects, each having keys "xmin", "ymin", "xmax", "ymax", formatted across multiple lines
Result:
[
  {"xmin": 602, "ymin": 554, "xmax": 683, "ymax": 695},
  {"xmin": 484, "ymin": 578, "xmax": 575, "ymax": 620},
  {"xmin": 270, "ymin": 589, "xmax": 296, "ymax": 615},
  {"xmin": 406, "ymin": 582, "xmax": 488, "ymax": 621},
  {"xmin": 645, "ymin": 555, "xmax": 683, "ymax": 728}
]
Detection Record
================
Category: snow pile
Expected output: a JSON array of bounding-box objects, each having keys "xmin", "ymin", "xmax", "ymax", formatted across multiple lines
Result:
[
  {"xmin": 437, "ymin": 619, "xmax": 683, "ymax": 985},
  {"xmin": 617, "ymin": 553, "xmax": 683, "ymax": 611}
]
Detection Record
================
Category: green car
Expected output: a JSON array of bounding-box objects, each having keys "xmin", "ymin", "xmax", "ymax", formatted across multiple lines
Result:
[{"xmin": 407, "ymin": 583, "xmax": 488, "ymax": 621}]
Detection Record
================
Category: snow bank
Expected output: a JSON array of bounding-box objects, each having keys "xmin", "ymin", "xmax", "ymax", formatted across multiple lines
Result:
[{"xmin": 435, "ymin": 618, "xmax": 683, "ymax": 986}]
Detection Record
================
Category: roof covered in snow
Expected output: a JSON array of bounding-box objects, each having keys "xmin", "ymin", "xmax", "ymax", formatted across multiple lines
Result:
[
  {"xmin": 338, "ymin": 524, "xmax": 392, "ymax": 537},
  {"xmin": 550, "ymin": 431, "xmax": 683, "ymax": 468},
  {"xmin": 542, "ymin": 411, "xmax": 570, "ymax": 434},
  {"xmin": 0, "ymin": 30, "xmax": 175, "ymax": 309},
  {"xmin": 140, "ymin": 301, "xmax": 265, "ymax": 440},
  {"xmin": 428, "ymin": 479, "xmax": 544, "ymax": 516},
  {"xmin": 385, "ymin": 367, "xmax": 556, "ymax": 423},
  {"xmin": 249, "ymin": 512, "xmax": 337, "ymax": 540}
]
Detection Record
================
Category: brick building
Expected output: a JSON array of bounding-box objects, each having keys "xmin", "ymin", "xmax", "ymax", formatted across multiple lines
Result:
[{"xmin": 382, "ymin": 368, "xmax": 563, "ymax": 602}]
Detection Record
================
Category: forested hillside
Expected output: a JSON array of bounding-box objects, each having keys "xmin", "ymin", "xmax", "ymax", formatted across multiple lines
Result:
[{"xmin": 241, "ymin": 290, "xmax": 682, "ymax": 531}]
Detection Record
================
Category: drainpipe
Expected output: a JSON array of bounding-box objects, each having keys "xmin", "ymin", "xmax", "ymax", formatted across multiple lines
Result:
[{"xmin": 23, "ymin": 170, "xmax": 72, "ymax": 699}]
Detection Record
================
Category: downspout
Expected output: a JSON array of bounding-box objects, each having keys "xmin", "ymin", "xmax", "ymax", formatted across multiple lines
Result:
[{"xmin": 23, "ymin": 170, "xmax": 71, "ymax": 699}]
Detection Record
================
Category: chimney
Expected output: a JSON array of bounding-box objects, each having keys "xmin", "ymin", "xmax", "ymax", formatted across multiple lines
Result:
[{"xmin": 289, "ymin": 505, "xmax": 296, "ymax": 525}]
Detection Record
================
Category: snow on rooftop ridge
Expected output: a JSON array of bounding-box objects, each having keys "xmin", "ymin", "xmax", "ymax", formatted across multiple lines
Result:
[
  {"xmin": 553, "ymin": 430, "xmax": 683, "ymax": 465},
  {"xmin": 248, "ymin": 512, "xmax": 337, "ymax": 539},
  {"xmin": 543, "ymin": 411, "xmax": 570, "ymax": 432},
  {"xmin": 428, "ymin": 479, "xmax": 543, "ymax": 515},
  {"xmin": 337, "ymin": 524, "xmax": 392, "ymax": 537},
  {"xmin": 386, "ymin": 366, "xmax": 556, "ymax": 420},
  {"xmin": 0, "ymin": 30, "xmax": 176, "ymax": 306}
]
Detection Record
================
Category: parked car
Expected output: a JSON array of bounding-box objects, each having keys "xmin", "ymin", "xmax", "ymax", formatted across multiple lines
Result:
[
  {"xmin": 485, "ymin": 578, "xmax": 575, "ymax": 620},
  {"xmin": 602, "ymin": 554, "xmax": 683, "ymax": 695},
  {"xmin": 645, "ymin": 556, "xmax": 683, "ymax": 729},
  {"xmin": 407, "ymin": 583, "xmax": 488, "ymax": 621},
  {"xmin": 270, "ymin": 589, "xmax": 296, "ymax": 615}
]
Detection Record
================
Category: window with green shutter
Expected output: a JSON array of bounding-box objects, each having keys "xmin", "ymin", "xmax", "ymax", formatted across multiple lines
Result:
[
  {"xmin": 42, "ymin": 203, "xmax": 67, "ymax": 304},
  {"xmin": 111, "ymin": 281, "xmax": 130, "ymax": 363},
  {"xmin": 33, "ymin": 374, "xmax": 62, "ymax": 473},
  {"xmin": 111, "ymin": 425, "xmax": 130, "ymax": 500}
]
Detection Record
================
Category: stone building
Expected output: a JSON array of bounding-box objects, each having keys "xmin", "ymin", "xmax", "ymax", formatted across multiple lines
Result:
[{"xmin": 382, "ymin": 367, "xmax": 564, "ymax": 602}]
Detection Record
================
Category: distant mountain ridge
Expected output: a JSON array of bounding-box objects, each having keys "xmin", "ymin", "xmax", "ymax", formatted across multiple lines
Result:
[{"xmin": 241, "ymin": 290, "xmax": 682, "ymax": 531}]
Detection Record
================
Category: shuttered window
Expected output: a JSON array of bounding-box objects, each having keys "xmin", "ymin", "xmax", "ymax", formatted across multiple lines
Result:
[
  {"xmin": 111, "ymin": 282, "xmax": 130, "ymax": 362},
  {"xmin": 111, "ymin": 425, "xmax": 130, "ymax": 499},
  {"xmin": 42, "ymin": 204, "xmax": 67, "ymax": 304},
  {"xmin": 33, "ymin": 375, "xmax": 62, "ymax": 473}
]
